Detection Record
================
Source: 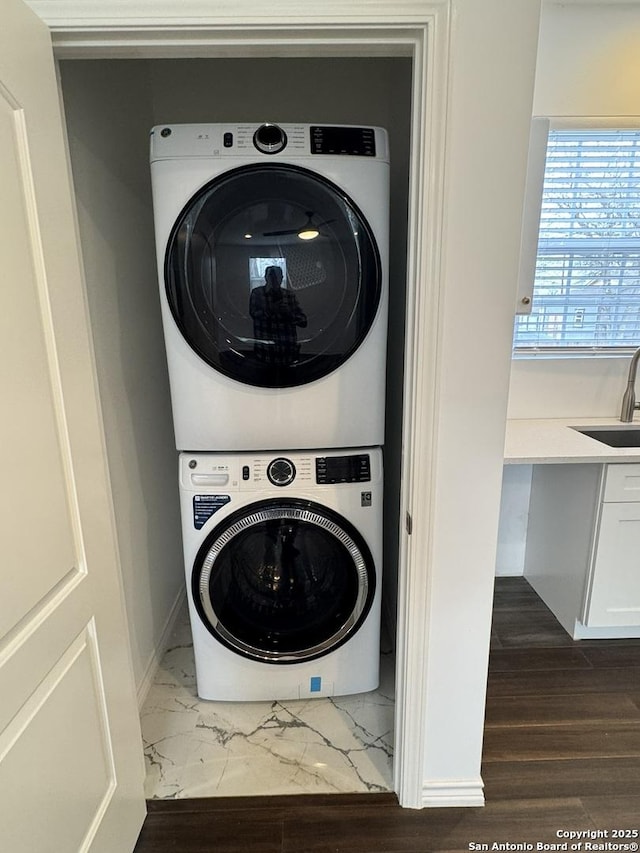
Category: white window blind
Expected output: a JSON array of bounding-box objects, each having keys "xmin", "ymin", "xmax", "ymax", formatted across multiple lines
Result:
[{"xmin": 514, "ymin": 128, "xmax": 640, "ymax": 352}]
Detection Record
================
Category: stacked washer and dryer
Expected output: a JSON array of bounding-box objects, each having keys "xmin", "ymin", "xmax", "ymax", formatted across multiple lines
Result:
[{"xmin": 150, "ymin": 122, "xmax": 390, "ymax": 701}]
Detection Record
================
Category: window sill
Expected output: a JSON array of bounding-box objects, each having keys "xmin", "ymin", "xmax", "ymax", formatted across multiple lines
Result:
[{"xmin": 512, "ymin": 348, "xmax": 638, "ymax": 361}]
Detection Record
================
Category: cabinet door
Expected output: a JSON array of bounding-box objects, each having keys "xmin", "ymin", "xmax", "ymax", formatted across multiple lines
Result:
[{"xmin": 585, "ymin": 502, "xmax": 640, "ymax": 627}]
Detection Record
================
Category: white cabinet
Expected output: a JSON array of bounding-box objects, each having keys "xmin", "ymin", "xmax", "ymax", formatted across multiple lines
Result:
[
  {"xmin": 583, "ymin": 465, "xmax": 640, "ymax": 629},
  {"xmin": 524, "ymin": 462, "xmax": 640, "ymax": 639}
]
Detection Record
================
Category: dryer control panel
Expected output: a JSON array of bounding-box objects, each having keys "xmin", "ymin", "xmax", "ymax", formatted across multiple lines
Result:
[{"xmin": 150, "ymin": 123, "xmax": 389, "ymax": 162}]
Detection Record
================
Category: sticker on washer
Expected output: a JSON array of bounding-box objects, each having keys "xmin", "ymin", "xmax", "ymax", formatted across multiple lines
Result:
[{"xmin": 193, "ymin": 495, "xmax": 231, "ymax": 529}]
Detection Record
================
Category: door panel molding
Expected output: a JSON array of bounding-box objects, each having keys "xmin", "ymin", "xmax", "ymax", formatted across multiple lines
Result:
[
  {"xmin": 0, "ymin": 2, "xmax": 145, "ymax": 849},
  {"xmin": 0, "ymin": 626, "xmax": 116, "ymax": 852}
]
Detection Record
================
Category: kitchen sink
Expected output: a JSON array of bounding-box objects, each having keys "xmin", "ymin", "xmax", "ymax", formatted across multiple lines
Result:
[{"xmin": 573, "ymin": 426, "xmax": 640, "ymax": 447}]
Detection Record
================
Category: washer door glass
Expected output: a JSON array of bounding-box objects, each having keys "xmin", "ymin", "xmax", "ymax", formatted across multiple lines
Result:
[
  {"xmin": 192, "ymin": 498, "xmax": 376, "ymax": 664},
  {"xmin": 165, "ymin": 164, "xmax": 381, "ymax": 388}
]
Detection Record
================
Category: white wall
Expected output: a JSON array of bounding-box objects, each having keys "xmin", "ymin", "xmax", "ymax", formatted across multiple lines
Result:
[
  {"xmin": 420, "ymin": 0, "xmax": 540, "ymax": 797},
  {"xmin": 498, "ymin": 1, "xmax": 640, "ymax": 576},
  {"xmin": 535, "ymin": 1, "xmax": 640, "ymax": 119},
  {"xmin": 510, "ymin": 0, "xmax": 640, "ymax": 419},
  {"xmin": 496, "ymin": 464, "xmax": 532, "ymax": 576}
]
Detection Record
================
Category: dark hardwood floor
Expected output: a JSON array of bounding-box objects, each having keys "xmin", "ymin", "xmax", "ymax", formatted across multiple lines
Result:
[{"xmin": 134, "ymin": 577, "xmax": 640, "ymax": 852}]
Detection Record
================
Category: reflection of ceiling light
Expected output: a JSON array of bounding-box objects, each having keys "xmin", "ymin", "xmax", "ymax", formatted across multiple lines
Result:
[
  {"xmin": 244, "ymin": 233, "xmax": 252, "ymax": 239},
  {"xmin": 298, "ymin": 228, "xmax": 319, "ymax": 241}
]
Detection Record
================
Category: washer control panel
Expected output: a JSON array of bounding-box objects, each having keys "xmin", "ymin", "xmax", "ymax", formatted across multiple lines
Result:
[{"xmin": 181, "ymin": 451, "xmax": 375, "ymax": 491}]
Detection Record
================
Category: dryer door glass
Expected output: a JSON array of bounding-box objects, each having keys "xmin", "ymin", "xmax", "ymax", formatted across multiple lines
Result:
[
  {"xmin": 192, "ymin": 499, "xmax": 376, "ymax": 663},
  {"xmin": 165, "ymin": 164, "xmax": 381, "ymax": 388}
]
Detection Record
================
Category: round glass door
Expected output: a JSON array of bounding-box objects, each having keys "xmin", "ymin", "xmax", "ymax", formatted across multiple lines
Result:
[
  {"xmin": 192, "ymin": 498, "xmax": 376, "ymax": 663},
  {"xmin": 165, "ymin": 164, "xmax": 381, "ymax": 388}
]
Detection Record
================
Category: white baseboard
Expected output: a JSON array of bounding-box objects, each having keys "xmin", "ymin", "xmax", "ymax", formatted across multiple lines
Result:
[
  {"xmin": 422, "ymin": 778, "xmax": 485, "ymax": 808},
  {"xmin": 136, "ymin": 587, "xmax": 186, "ymax": 710}
]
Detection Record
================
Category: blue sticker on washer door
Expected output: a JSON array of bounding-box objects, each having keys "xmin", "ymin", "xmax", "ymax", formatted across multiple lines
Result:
[{"xmin": 193, "ymin": 495, "xmax": 231, "ymax": 529}]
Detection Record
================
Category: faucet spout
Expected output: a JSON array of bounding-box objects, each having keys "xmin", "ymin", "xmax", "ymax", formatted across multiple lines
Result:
[{"xmin": 620, "ymin": 346, "xmax": 640, "ymax": 422}]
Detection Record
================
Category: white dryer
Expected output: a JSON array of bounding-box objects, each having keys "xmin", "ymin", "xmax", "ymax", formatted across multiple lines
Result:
[
  {"xmin": 178, "ymin": 447, "xmax": 383, "ymax": 701},
  {"xmin": 150, "ymin": 123, "xmax": 389, "ymax": 452}
]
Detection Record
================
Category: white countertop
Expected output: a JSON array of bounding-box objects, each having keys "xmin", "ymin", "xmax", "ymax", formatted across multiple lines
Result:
[{"xmin": 504, "ymin": 417, "xmax": 640, "ymax": 464}]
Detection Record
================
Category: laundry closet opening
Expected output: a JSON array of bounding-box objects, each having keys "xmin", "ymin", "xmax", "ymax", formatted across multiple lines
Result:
[{"xmin": 58, "ymin": 56, "xmax": 412, "ymax": 798}]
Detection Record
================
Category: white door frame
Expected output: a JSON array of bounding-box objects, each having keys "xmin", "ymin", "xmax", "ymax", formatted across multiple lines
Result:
[
  {"xmin": 26, "ymin": 0, "xmax": 542, "ymax": 810},
  {"xmin": 30, "ymin": 1, "xmax": 450, "ymax": 809}
]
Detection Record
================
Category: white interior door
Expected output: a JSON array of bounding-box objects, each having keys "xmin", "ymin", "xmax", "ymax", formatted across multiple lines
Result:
[{"xmin": 0, "ymin": 1, "xmax": 146, "ymax": 850}]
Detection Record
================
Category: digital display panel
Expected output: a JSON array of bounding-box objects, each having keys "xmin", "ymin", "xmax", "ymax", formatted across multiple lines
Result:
[
  {"xmin": 310, "ymin": 126, "xmax": 376, "ymax": 157},
  {"xmin": 316, "ymin": 454, "xmax": 371, "ymax": 484}
]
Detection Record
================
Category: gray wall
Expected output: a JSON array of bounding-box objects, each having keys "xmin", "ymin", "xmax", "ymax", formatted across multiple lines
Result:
[{"xmin": 60, "ymin": 59, "xmax": 182, "ymax": 698}]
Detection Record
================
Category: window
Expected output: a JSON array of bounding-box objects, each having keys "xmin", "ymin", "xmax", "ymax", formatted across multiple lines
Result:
[{"xmin": 513, "ymin": 128, "xmax": 640, "ymax": 353}]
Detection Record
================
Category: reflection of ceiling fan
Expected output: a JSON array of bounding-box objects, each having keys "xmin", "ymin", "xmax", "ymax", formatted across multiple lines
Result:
[{"xmin": 263, "ymin": 211, "xmax": 335, "ymax": 240}]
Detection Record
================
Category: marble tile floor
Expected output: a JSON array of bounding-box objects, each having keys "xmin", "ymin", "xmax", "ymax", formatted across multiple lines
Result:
[{"xmin": 140, "ymin": 601, "xmax": 395, "ymax": 800}]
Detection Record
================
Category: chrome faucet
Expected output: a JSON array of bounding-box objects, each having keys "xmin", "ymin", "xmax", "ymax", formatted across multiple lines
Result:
[{"xmin": 620, "ymin": 346, "xmax": 640, "ymax": 422}]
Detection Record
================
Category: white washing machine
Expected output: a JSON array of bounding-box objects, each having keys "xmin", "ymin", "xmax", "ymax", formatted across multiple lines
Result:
[
  {"xmin": 150, "ymin": 122, "xmax": 389, "ymax": 451},
  {"xmin": 178, "ymin": 447, "xmax": 383, "ymax": 701}
]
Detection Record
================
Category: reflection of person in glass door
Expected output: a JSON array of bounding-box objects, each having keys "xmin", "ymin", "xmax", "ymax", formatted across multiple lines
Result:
[{"xmin": 249, "ymin": 265, "xmax": 307, "ymax": 364}]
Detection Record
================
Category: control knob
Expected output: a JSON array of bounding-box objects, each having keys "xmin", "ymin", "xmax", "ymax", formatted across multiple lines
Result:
[
  {"xmin": 267, "ymin": 457, "xmax": 296, "ymax": 487},
  {"xmin": 253, "ymin": 123, "xmax": 288, "ymax": 154}
]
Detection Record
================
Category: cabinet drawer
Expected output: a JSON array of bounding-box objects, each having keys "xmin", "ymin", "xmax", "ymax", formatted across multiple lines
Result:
[{"xmin": 603, "ymin": 464, "xmax": 640, "ymax": 502}]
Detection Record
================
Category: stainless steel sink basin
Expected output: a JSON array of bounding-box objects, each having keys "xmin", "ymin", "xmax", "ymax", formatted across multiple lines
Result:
[{"xmin": 573, "ymin": 426, "xmax": 640, "ymax": 447}]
